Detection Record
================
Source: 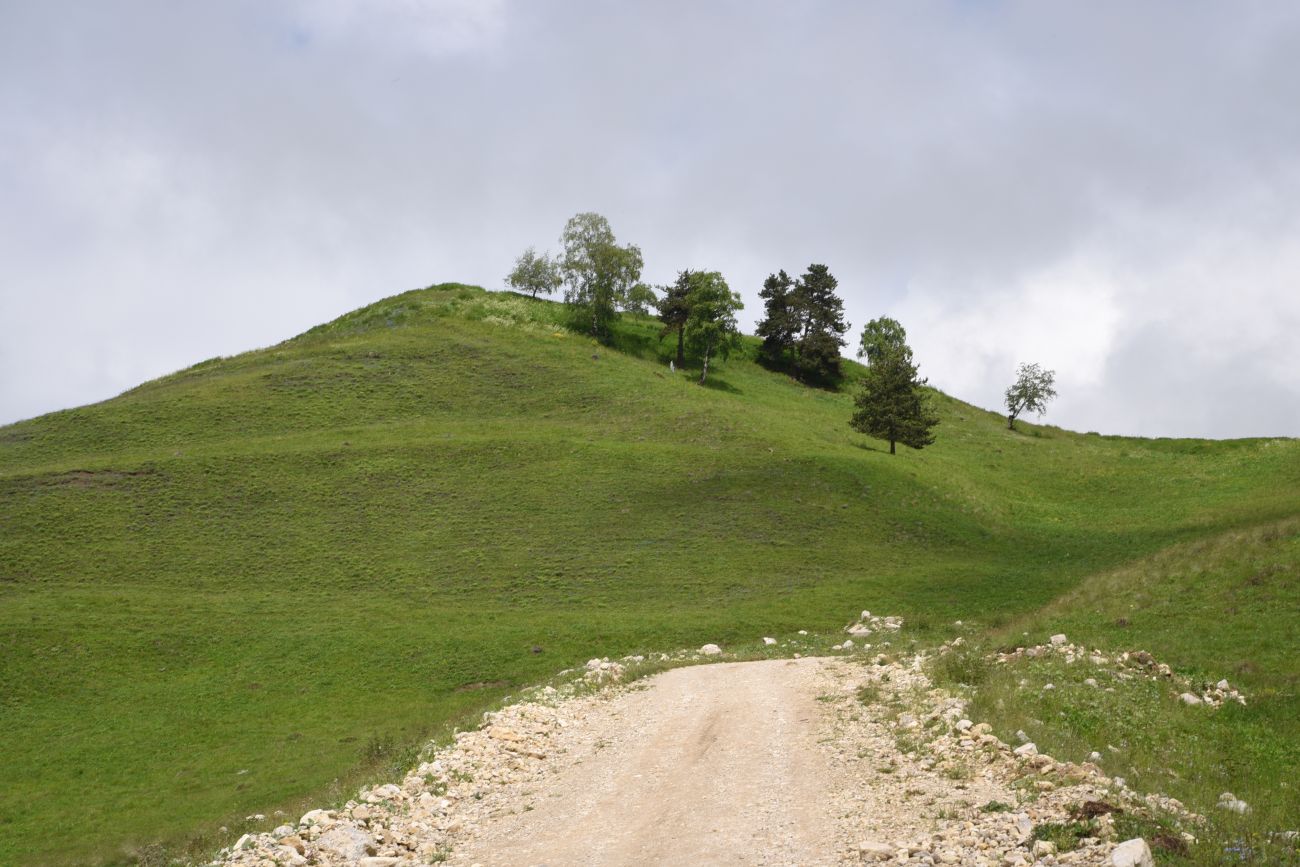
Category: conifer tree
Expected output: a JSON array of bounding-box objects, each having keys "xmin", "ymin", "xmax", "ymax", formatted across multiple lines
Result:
[
  {"xmin": 756, "ymin": 270, "xmax": 797, "ymax": 366},
  {"xmin": 791, "ymin": 264, "xmax": 848, "ymax": 382},
  {"xmin": 755, "ymin": 264, "xmax": 848, "ymax": 383},
  {"xmin": 850, "ymin": 335, "xmax": 939, "ymax": 455},
  {"xmin": 657, "ymin": 271, "xmax": 696, "ymax": 367}
]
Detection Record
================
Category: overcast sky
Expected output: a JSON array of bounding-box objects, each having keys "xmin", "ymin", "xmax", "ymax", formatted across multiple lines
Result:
[{"xmin": 3, "ymin": 1, "xmax": 1299, "ymax": 437}]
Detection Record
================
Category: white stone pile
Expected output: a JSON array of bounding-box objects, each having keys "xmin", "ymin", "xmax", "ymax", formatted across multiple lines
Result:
[
  {"xmin": 993, "ymin": 636, "xmax": 1247, "ymax": 708},
  {"xmin": 843, "ymin": 651, "xmax": 1195, "ymax": 866}
]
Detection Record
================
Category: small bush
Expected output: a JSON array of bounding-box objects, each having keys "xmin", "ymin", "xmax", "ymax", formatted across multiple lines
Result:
[{"xmin": 932, "ymin": 648, "xmax": 991, "ymax": 687}]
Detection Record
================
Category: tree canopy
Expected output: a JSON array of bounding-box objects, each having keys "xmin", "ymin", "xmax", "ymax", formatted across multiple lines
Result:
[
  {"xmin": 657, "ymin": 271, "xmax": 696, "ymax": 368},
  {"xmin": 755, "ymin": 263, "xmax": 848, "ymax": 384},
  {"xmin": 1005, "ymin": 362, "xmax": 1058, "ymax": 430},
  {"xmin": 857, "ymin": 316, "xmax": 907, "ymax": 365},
  {"xmin": 504, "ymin": 247, "xmax": 562, "ymax": 299},
  {"xmin": 680, "ymin": 271, "xmax": 743, "ymax": 384},
  {"xmin": 558, "ymin": 212, "xmax": 643, "ymax": 339},
  {"xmin": 850, "ymin": 329, "xmax": 939, "ymax": 455}
]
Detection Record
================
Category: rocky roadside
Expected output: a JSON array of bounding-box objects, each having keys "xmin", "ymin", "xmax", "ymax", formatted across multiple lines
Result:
[{"xmin": 209, "ymin": 612, "xmax": 1188, "ymax": 867}]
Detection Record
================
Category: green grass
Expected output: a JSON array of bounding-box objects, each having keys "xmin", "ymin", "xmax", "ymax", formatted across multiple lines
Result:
[
  {"xmin": 1, "ymin": 283, "xmax": 1297, "ymax": 864},
  {"xmin": 962, "ymin": 519, "xmax": 1300, "ymax": 864}
]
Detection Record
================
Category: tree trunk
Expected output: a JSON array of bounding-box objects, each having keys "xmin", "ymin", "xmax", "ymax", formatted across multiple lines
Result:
[
  {"xmin": 1007, "ymin": 413, "xmax": 1016, "ymax": 430},
  {"xmin": 700, "ymin": 350, "xmax": 710, "ymax": 384},
  {"xmin": 890, "ymin": 438, "xmax": 896, "ymax": 455},
  {"xmin": 675, "ymin": 327, "xmax": 685, "ymax": 367}
]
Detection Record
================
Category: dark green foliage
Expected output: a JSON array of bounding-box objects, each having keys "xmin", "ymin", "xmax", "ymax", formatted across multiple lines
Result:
[
  {"xmin": 755, "ymin": 264, "xmax": 848, "ymax": 384},
  {"xmin": 850, "ymin": 338, "xmax": 939, "ymax": 454},
  {"xmin": 756, "ymin": 270, "xmax": 797, "ymax": 366},
  {"xmin": 657, "ymin": 272, "xmax": 695, "ymax": 367},
  {"xmin": 792, "ymin": 264, "xmax": 848, "ymax": 382}
]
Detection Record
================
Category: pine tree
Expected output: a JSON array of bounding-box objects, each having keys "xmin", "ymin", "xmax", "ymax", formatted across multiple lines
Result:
[
  {"xmin": 756, "ymin": 270, "xmax": 797, "ymax": 366},
  {"xmin": 850, "ymin": 342, "xmax": 939, "ymax": 455},
  {"xmin": 791, "ymin": 264, "xmax": 848, "ymax": 383},
  {"xmin": 657, "ymin": 271, "xmax": 696, "ymax": 367}
]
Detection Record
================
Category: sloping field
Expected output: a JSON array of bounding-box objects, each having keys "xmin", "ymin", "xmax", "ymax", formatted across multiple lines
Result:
[{"xmin": 2, "ymin": 284, "xmax": 1297, "ymax": 863}]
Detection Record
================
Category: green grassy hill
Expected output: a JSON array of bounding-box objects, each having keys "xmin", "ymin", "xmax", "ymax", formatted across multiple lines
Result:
[{"xmin": 2, "ymin": 284, "xmax": 1297, "ymax": 864}]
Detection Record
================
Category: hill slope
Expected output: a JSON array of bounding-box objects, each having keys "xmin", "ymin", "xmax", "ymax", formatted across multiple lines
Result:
[{"xmin": 2, "ymin": 284, "xmax": 1297, "ymax": 864}]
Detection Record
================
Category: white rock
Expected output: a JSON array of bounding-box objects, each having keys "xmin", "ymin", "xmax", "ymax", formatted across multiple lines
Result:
[
  {"xmin": 315, "ymin": 826, "xmax": 375, "ymax": 861},
  {"xmin": 798, "ymin": 629, "xmax": 808, "ymax": 635},
  {"xmin": 1088, "ymin": 751, "xmax": 1103, "ymax": 762},
  {"xmin": 1110, "ymin": 837, "xmax": 1155, "ymax": 867},
  {"xmin": 700, "ymin": 643, "xmax": 722, "ymax": 656},
  {"xmin": 298, "ymin": 809, "xmax": 333, "ymax": 828},
  {"xmin": 1180, "ymin": 692, "xmax": 1203, "ymax": 706},
  {"xmin": 359, "ymin": 859, "xmax": 401, "ymax": 867},
  {"xmin": 1043, "ymin": 683, "xmax": 1055, "ymax": 690},
  {"xmin": 1015, "ymin": 729, "xmax": 1030, "ymax": 743},
  {"xmin": 233, "ymin": 834, "xmax": 252, "ymax": 851},
  {"xmin": 1032, "ymin": 839, "xmax": 1057, "ymax": 857},
  {"xmin": 859, "ymin": 840, "xmax": 895, "ymax": 861},
  {"xmin": 1217, "ymin": 679, "xmax": 1231, "ymax": 690},
  {"xmin": 1050, "ymin": 633, "xmax": 1068, "ymax": 646},
  {"xmin": 272, "ymin": 824, "xmax": 294, "ymax": 838},
  {"xmin": 841, "ymin": 639, "xmax": 854, "ymax": 650},
  {"xmin": 1085, "ymin": 678, "xmax": 1099, "ymax": 687},
  {"xmin": 1013, "ymin": 742, "xmax": 1038, "ymax": 757},
  {"xmin": 762, "ymin": 637, "xmax": 777, "ymax": 646},
  {"xmin": 955, "ymin": 719, "xmax": 973, "ymax": 732},
  {"xmin": 1217, "ymin": 792, "xmax": 1250, "ymax": 813}
]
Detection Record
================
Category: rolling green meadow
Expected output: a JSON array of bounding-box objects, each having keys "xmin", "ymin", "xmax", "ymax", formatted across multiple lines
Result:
[{"xmin": 2, "ymin": 283, "xmax": 1298, "ymax": 864}]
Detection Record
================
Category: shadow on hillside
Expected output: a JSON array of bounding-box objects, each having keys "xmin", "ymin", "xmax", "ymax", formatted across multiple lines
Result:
[
  {"xmin": 699, "ymin": 377, "xmax": 741, "ymax": 395},
  {"xmin": 851, "ymin": 440, "xmax": 889, "ymax": 454}
]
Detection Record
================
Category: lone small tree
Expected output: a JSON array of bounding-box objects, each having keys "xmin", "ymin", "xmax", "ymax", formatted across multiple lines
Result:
[
  {"xmin": 1004, "ymin": 362, "xmax": 1057, "ymax": 430},
  {"xmin": 558, "ymin": 212, "xmax": 643, "ymax": 339},
  {"xmin": 681, "ymin": 271, "xmax": 742, "ymax": 384},
  {"xmin": 850, "ymin": 327, "xmax": 939, "ymax": 455},
  {"xmin": 505, "ymin": 247, "xmax": 562, "ymax": 299}
]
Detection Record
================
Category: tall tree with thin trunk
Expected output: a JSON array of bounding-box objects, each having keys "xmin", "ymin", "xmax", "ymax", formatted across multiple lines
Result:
[
  {"xmin": 558, "ymin": 212, "xmax": 643, "ymax": 339},
  {"xmin": 1004, "ymin": 362, "xmax": 1057, "ymax": 430},
  {"xmin": 682, "ymin": 271, "xmax": 743, "ymax": 384},
  {"xmin": 850, "ymin": 337, "xmax": 939, "ymax": 455}
]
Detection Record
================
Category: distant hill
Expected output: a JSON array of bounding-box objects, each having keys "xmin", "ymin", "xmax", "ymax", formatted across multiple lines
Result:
[{"xmin": 2, "ymin": 283, "xmax": 1297, "ymax": 864}]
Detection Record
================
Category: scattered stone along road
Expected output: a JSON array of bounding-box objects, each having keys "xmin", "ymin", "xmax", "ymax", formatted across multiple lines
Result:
[
  {"xmin": 218, "ymin": 623, "xmax": 1178, "ymax": 866},
  {"xmin": 450, "ymin": 658, "xmax": 842, "ymax": 866}
]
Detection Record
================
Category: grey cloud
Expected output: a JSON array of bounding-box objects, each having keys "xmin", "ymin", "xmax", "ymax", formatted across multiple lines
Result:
[{"xmin": 2, "ymin": 0, "xmax": 1299, "ymax": 436}]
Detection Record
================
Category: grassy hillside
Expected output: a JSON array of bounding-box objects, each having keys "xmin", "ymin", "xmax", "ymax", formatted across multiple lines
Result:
[
  {"xmin": 961, "ymin": 518, "xmax": 1300, "ymax": 863},
  {"xmin": 2, "ymin": 284, "xmax": 1297, "ymax": 864}
]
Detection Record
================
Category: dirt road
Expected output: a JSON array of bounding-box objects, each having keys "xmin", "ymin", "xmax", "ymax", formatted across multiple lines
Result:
[{"xmin": 449, "ymin": 658, "xmax": 844, "ymax": 866}]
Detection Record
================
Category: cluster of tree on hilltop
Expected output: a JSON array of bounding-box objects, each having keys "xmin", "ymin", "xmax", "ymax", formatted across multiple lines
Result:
[{"xmin": 508, "ymin": 211, "xmax": 1056, "ymax": 453}]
